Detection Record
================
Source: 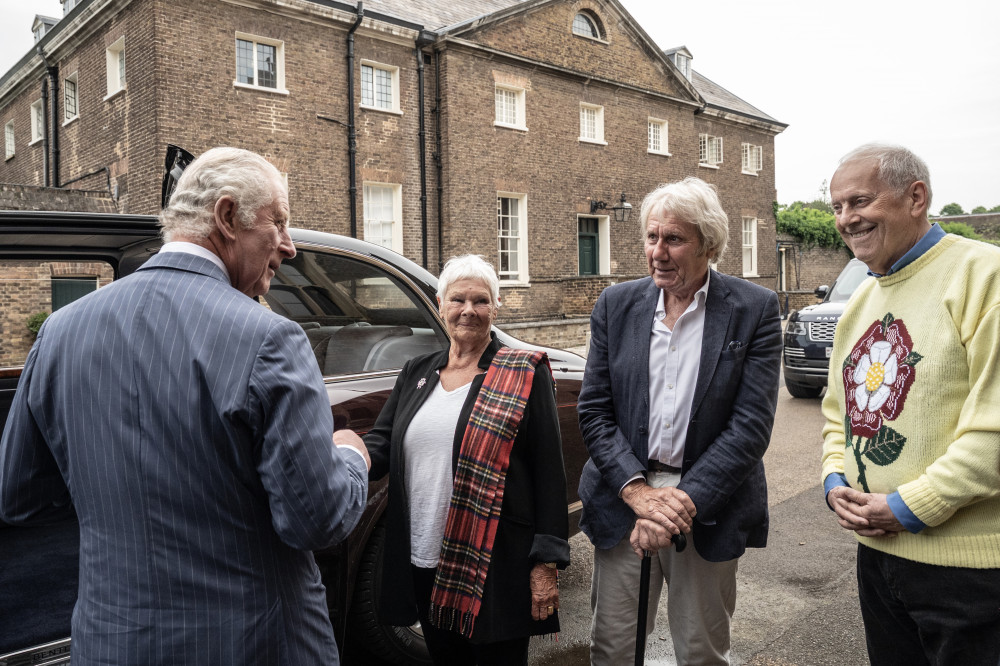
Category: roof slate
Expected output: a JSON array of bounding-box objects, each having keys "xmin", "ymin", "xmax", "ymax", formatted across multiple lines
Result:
[
  {"xmin": 691, "ymin": 70, "xmax": 783, "ymax": 126},
  {"xmin": 345, "ymin": 0, "xmax": 523, "ymax": 32}
]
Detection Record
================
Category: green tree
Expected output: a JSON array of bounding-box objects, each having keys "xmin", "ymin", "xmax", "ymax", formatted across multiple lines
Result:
[
  {"xmin": 938, "ymin": 203, "xmax": 965, "ymax": 216},
  {"xmin": 939, "ymin": 222, "xmax": 982, "ymax": 240},
  {"xmin": 971, "ymin": 206, "xmax": 988, "ymax": 214},
  {"xmin": 775, "ymin": 203, "xmax": 846, "ymax": 250},
  {"xmin": 989, "ymin": 205, "xmax": 1000, "ymax": 213}
]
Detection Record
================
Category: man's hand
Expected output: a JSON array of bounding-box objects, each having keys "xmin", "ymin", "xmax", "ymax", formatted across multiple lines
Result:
[
  {"xmin": 332, "ymin": 430, "xmax": 371, "ymax": 470},
  {"xmin": 529, "ymin": 563, "xmax": 559, "ymax": 621},
  {"xmin": 827, "ymin": 486, "xmax": 903, "ymax": 537},
  {"xmin": 621, "ymin": 480, "xmax": 695, "ymax": 537},
  {"xmin": 629, "ymin": 518, "xmax": 680, "ymax": 556}
]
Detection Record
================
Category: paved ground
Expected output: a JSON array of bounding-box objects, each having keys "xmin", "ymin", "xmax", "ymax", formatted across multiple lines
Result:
[{"xmin": 527, "ymin": 377, "xmax": 871, "ymax": 665}]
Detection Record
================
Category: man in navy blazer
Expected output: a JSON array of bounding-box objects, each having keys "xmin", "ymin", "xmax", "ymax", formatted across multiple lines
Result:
[
  {"xmin": 0, "ymin": 147, "xmax": 370, "ymax": 664},
  {"xmin": 578, "ymin": 177, "xmax": 781, "ymax": 664}
]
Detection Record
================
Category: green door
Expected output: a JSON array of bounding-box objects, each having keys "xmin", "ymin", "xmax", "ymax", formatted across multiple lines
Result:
[
  {"xmin": 579, "ymin": 218, "xmax": 599, "ymax": 275},
  {"xmin": 51, "ymin": 277, "xmax": 98, "ymax": 311}
]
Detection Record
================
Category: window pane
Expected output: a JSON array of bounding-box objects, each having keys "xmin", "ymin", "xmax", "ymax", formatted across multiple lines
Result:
[
  {"xmin": 64, "ymin": 79, "xmax": 77, "ymax": 119},
  {"xmin": 257, "ymin": 43, "xmax": 276, "ymax": 88},
  {"xmin": 237, "ymin": 39, "xmax": 255, "ymax": 85},
  {"xmin": 648, "ymin": 122, "xmax": 660, "ymax": 151},
  {"xmin": 497, "ymin": 196, "xmax": 521, "ymax": 278},
  {"xmin": 363, "ymin": 185, "xmax": 395, "ymax": 249},
  {"xmin": 118, "ymin": 48, "xmax": 126, "ymax": 88},
  {"xmin": 265, "ymin": 250, "xmax": 448, "ymax": 375},
  {"xmin": 374, "ymin": 67, "xmax": 392, "ymax": 109},
  {"xmin": 581, "ymin": 107, "xmax": 596, "ymax": 139},
  {"xmin": 4, "ymin": 122, "xmax": 13, "ymax": 158},
  {"xmin": 496, "ymin": 88, "xmax": 517, "ymax": 125},
  {"xmin": 572, "ymin": 13, "xmax": 598, "ymax": 38},
  {"xmin": 361, "ymin": 64, "xmax": 373, "ymax": 106}
]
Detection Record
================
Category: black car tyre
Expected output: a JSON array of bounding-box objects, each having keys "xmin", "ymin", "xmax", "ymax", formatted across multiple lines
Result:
[
  {"xmin": 348, "ymin": 520, "xmax": 433, "ymax": 665},
  {"xmin": 784, "ymin": 379, "xmax": 824, "ymax": 399}
]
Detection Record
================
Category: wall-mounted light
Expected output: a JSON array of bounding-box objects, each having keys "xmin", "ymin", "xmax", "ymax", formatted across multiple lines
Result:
[{"xmin": 590, "ymin": 192, "xmax": 632, "ymax": 223}]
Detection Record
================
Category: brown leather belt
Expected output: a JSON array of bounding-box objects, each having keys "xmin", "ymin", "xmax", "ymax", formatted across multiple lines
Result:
[{"xmin": 647, "ymin": 460, "xmax": 682, "ymax": 474}]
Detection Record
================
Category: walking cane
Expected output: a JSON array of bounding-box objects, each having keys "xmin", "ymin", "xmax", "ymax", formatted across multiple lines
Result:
[{"xmin": 634, "ymin": 532, "xmax": 686, "ymax": 666}]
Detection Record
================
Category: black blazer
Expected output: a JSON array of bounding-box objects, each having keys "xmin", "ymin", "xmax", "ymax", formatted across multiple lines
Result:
[
  {"xmin": 365, "ymin": 333, "xmax": 570, "ymax": 643},
  {"xmin": 577, "ymin": 271, "xmax": 782, "ymax": 561}
]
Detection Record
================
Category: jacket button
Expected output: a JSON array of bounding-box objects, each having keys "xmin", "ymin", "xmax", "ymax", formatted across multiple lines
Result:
[{"xmin": 638, "ymin": 426, "xmax": 647, "ymax": 435}]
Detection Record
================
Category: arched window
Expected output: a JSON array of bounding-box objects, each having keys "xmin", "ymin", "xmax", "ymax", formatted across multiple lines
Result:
[{"xmin": 572, "ymin": 12, "xmax": 601, "ymax": 39}]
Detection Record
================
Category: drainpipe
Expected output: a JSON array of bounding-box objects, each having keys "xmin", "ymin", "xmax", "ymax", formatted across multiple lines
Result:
[
  {"xmin": 415, "ymin": 35, "xmax": 432, "ymax": 269},
  {"xmin": 37, "ymin": 46, "xmax": 60, "ymax": 187},
  {"xmin": 433, "ymin": 49, "xmax": 444, "ymax": 272},
  {"xmin": 346, "ymin": 2, "xmax": 364, "ymax": 238},
  {"xmin": 39, "ymin": 74, "xmax": 50, "ymax": 187}
]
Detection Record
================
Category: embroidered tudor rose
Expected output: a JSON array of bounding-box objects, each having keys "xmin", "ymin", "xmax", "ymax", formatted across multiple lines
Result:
[{"xmin": 843, "ymin": 318, "xmax": 917, "ymax": 439}]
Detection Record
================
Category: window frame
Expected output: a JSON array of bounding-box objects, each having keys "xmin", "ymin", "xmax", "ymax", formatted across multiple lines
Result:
[
  {"xmin": 494, "ymin": 84, "xmax": 527, "ymax": 132},
  {"xmin": 359, "ymin": 60, "xmax": 401, "ymax": 115},
  {"xmin": 234, "ymin": 32, "xmax": 288, "ymax": 95},
  {"xmin": 105, "ymin": 37, "xmax": 126, "ymax": 100},
  {"xmin": 673, "ymin": 53, "xmax": 692, "ymax": 80},
  {"xmin": 497, "ymin": 192, "xmax": 529, "ymax": 284},
  {"xmin": 699, "ymin": 133, "xmax": 723, "ymax": 168},
  {"xmin": 571, "ymin": 11, "xmax": 604, "ymax": 41},
  {"xmin": 362, "ymin": 181, "xmax": 403, "ymax": 253},
  {"xmin": 579, "ymin": 103, "xmax": 606, "ymax": 145},
  {"xmin": 742, "ymin": 216, "xmax": 758, "ymax": 277},
  {"xmin": 647, "ymin": 117, "xmax": 670, "ymax": 156},
  {"xmin": 741, "ymin": 142, "xmax": 764, "ymax": 176},
  {"xmin": 30, "ymin": 99, "xmax": 44, "ymax": 145},
  {"xmin": 4, "ymin": 120, "xmax": 14, "ymax": 160},
  {"xmin": 63, "ymin": 72, "xmax": 79, "ymax": 125}
]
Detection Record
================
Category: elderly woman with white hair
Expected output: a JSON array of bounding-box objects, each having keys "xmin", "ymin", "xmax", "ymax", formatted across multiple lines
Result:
[{"xmin": 361, "ymin": 254, "xmax": 569, "ymax": 665}]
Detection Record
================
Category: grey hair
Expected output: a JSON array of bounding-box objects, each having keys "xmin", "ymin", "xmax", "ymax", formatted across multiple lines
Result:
[
  {"xmin": 160, "ymin": 147, "xmax": 284, "ymax": 242},
  {"xmin": 638, "ymin": 177, "xmax": 729, "ymax": 259},
  {"xmin": 436, "ymin": 254, "xmax": 502, "ymax": 308},
  {"xmin": 838, "ymin": 143, "xmax": 933, "ymax": 208}
]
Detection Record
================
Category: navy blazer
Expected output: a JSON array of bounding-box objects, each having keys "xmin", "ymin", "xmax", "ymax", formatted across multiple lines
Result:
[
  {"xmin": 0, "ymin": 251, "xmax": 368, "ymax": 665},
  {"xmin": 577, "ymin": 271, "xmax": 781, "ymax": 562}
]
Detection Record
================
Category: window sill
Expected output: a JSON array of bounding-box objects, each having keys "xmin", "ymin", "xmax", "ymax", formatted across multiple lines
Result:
[
  {"xmin": 494, "ymin": 121, "xmax": 528, "ymax": 132},
  {"xmin": 743, "ymin": 273, "xmax": 759, "ymax": 278},
  {"xmin": 233, "ymin": 81, "xmax": 290, "ymax": 96},
  {"xmin": 29, "ymin": 138, "xmax": 43, "ymax": 146},
  {"xmin": 103, "ymin": 87, "xmax": 126, "ymax": 102},
  {"xmin": 579, "ymin": 137, "xmax": 608, "ymax": 146},
  {"xmin": 648, "ymin": 150, "xmax": 671, "ymax": 157},
  {"xmin": 62, "ymin": 115, "xmax": 79, "ymax": 128},
  {"xmin": 4, "ymin": 154, "xmax": 14, "ymax": 162},
  {"xmin": 360, "ymin": 104, "xmax": 402, "ymax": 116},
  {"xmin": 573, "ymin": 34, "xmax": 609, "ymax": 46},
  {"xmin": 698, "ymin": 162, "xmax": 720, "ymax": 169},
  {"xmin": 499, "ymin": 280, "xmax": 531, "ymax": 288},
  {"xmin": 742, "ymin": 170, "xmax": 759, "ymax": 177}
]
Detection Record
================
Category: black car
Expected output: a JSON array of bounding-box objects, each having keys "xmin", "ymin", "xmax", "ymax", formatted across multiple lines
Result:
[
  {"xmin": 782, "ymin": 258, "xmax": 869, "ymax": 399},
  {"xmin": 0, "ymin": 211, "xmax": 587, "ymax": 666}
]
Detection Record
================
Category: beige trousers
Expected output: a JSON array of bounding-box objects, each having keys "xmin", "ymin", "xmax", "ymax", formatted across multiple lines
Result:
[{"xmin": 589, "ymin": 471, "xmax": 738, "ymax": 666}]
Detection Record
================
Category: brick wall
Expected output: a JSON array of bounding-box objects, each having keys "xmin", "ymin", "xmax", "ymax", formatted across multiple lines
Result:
[
  {"xmin": 0, "ymin": 260, "xmax": 113, "ymax": 366},
  {"xmin": 776, "ymin": 232, "xmax": 853, "ymax": 315},
  {"xmin": 0, "ymin": 183, "xmax": 117, "ymax": 212}
]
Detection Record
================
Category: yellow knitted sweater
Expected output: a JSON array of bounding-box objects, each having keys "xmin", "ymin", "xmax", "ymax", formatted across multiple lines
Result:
[{"xmin": 821, "ymin": 234, "xmax": 1000, "ymax": 568}]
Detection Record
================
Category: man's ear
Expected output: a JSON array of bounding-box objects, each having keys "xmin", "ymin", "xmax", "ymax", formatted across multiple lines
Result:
[
  {"xmin": 908, "ymin": 181, "xmax": 929, "ymax": 218},
  {"xmin": 214, "ymin": 195, "xmax": 240, "ymax": 241}
]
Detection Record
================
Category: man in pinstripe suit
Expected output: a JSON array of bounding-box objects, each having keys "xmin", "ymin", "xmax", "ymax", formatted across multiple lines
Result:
[{"xmin": 0, "ymin": 147, "xmax": 370, "ymax": 664}]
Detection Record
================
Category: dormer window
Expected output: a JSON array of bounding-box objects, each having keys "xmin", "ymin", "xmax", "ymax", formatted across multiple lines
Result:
[
  {"xmin": 572, "ymin": 11, "xmax": 602, "ymax": 40},
  {"xmin": 673, "ymin": 53, "xmax": 691, "ymax": 80}
]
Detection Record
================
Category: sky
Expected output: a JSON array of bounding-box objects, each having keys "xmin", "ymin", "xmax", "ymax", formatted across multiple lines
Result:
[{"xmin": 2, "ymin": 0, "xmax": 999, "ymax": 213}]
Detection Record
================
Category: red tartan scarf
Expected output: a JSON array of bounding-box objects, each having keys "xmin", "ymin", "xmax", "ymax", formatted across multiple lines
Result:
[{"xmin": 428, "ymin": 347, "xmax": 549, "ymax": 638}]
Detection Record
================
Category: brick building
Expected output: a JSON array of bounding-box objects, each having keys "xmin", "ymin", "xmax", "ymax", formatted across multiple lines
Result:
[{"xmin": 1, "ymin": 0, "xmax": 785, "ymax": 344}]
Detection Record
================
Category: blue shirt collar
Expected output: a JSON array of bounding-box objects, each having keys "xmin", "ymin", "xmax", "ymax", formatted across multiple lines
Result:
[{"xmin": 867, "ymin": 223, "xmax": 945, "ymax": 277}]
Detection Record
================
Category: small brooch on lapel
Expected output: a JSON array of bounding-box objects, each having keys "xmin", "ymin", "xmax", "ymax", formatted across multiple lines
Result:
[{"xmin": 416, "ymin": 378, "xmax": 427, "ymax": 390}]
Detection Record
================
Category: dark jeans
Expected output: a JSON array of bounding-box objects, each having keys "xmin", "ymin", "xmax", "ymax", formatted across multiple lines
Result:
[
  {"xmin": 857, "ymin": 544, "xmax": 1000, "ymax": 666},
  {"xmin": 412, "ymin": 566, "xmax": 530, "ymax": 666}
]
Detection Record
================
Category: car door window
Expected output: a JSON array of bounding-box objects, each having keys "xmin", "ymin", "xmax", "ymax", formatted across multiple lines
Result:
[{"xmin": 263, "ymin": 249, "xmax": 448, "ymax": 376}]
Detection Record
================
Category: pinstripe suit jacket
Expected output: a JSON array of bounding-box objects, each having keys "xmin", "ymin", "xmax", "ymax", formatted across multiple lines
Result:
[{"xmin": 0, "ymin": 251, "xmax": 367, "ymax": 665}]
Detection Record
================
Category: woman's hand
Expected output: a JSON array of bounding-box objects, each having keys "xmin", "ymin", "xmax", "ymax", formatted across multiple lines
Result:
[{"xmin": 530, "ymin": 563, "xmax": 559, "ymax": 621}]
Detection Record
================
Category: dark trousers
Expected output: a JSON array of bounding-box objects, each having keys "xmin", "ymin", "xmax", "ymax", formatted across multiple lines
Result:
[
  {"xmin": 857, "ymin": 544, "xmax": 1000, "ymax": 666},
  {"xmin": 412, "ymin": 566, "xmax": 529, "ymax": 666}
]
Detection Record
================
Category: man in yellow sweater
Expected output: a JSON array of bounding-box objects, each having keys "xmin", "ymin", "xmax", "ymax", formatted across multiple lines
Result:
[{"xmin": 821, "ymin": 143, "xmax": 1000, "ymax": 665}]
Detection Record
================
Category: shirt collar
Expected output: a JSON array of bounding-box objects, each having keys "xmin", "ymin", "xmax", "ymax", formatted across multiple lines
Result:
[
  {"xmin": 159, "ymin": 241, "xmax": 230, "ymax": 281},
  {"xmin": 867, "ymin": 223, "xmax": 945, "ymax": 278},
  {"xmin": 654, "ymin": 269, "xmax": 711, "ymax": 320}
]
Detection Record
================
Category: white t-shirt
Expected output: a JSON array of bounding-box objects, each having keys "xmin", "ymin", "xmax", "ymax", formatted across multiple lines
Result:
[{"xmin": 403, "ymin": 378, "xmax": 472, "ymax": 568}]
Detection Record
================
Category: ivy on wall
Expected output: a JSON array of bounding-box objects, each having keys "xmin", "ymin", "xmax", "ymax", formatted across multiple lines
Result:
[{"xmin": 774, "ymin": 202, "xmax": 847, "ymax": 250}]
